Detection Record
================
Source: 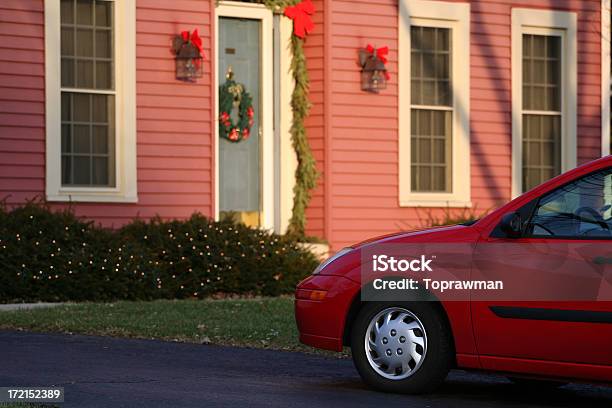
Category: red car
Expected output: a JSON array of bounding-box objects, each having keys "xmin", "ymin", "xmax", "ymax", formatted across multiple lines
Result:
[{"xmin": 295, "ymin": 156, "xmax": 612, "ymax": 394}]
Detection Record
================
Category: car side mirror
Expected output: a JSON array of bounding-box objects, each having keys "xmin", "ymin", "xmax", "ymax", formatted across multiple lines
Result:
[{"xmin": 499, "ymin": 211, "xmax": 523, "ymax": 238}]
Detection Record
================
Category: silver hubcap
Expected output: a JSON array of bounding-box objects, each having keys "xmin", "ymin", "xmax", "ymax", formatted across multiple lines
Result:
[{"xmin": 364, "ymin": 307, "xmax": 427, "ymax": 380}]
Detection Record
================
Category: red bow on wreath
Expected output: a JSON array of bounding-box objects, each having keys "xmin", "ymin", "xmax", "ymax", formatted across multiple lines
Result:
[
  {"xmin": 181, "ymin": 28, "xmax": 204, "ymax": 57},
  {"xmin": 366, "ymin": 44, "xmax": 391, "ymax": 80},
  {"xmin": 284, "ymin": 0, "xmax": 315, "ymax": 39}
]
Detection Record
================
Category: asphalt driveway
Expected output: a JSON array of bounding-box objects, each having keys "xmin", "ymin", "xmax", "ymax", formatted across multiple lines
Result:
[{"xmin": 0, "ymin": 331, "xmax": 610, "ymax": 408}]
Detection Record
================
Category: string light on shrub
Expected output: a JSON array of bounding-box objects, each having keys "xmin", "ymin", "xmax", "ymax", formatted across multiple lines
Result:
[{"xmin": 3, "ymin": 204, "xmax": 319, "ymax": 302}]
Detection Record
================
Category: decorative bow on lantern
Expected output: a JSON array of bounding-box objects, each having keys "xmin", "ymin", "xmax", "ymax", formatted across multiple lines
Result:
[
  {"xmin": 365, "ymin": 44, "xmax": 391, "ymax": 80},
  {"xmin": 366, "ymin": 44, "xmax": 388, "ymax": 64},
  {"xmin": 284, "ymin": 0, "xmax": 315, "ymax": 39},
  {"xmin": 180, "ymin": 28, "xmax": 204, "ymax": 57}
]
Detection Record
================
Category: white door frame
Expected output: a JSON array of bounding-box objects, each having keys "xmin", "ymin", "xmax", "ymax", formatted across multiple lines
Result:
[{"xmin": 214, "ymin": 1, "xmax": 274, "ymax": 229}]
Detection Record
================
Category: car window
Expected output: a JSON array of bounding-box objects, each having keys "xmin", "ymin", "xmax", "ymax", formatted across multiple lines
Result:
[{"xmin": 527, "ymin": 167, "xmax": 612, "ymax": 238}]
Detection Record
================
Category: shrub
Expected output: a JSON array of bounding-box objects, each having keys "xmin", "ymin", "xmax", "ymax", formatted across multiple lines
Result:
[{"xmin": 0, "ymin": 202, "xmax": 318, "ymax": 302}]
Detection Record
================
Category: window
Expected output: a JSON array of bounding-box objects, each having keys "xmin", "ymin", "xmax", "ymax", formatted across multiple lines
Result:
[
  {"xmin": 410, "ymin": 26, "xmax": 452, "ymax": 193},
  {"xmin": 399, "ymin": 0, "xmax": 470, "ymax": 207},
  {"xmin": 61, "ymin": 0, "xmax": 115, "ymax": 186},
  {"xmin": 512, "ymin": 9, "xmax": 577, "ymax": 197},
  {"xmin": 45, "ymin": 0, "xmax": 136, "ymax": 202},
  {"xmin": 527, "ymin": 167, "xmax": 612, "ymax": 238}
]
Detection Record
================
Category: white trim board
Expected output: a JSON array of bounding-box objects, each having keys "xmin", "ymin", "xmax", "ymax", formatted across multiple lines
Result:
[
  {"xmin": 602, "ymin": 0, "xmax": 611, "ymax": 157},
  {"xmin": 277, "ymin": 16, "xmax": 297, "ymax": 234},
  {"xmin": 214, "ymin": 2, "xmax": 275, "ymax": 230},
  {"xmin": 398, "ymin": 0, "xmax": 471, "ymax": 207},
  {"xmin": 511, "ymin": 8, "xmax": 578, "ymax": 198},
  {"xmin": 44, "ymin": 0, "xmax": 137, "ymax": 203}
]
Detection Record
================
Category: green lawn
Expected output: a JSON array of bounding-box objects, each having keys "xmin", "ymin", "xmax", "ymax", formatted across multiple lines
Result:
[{"xmin": 0, "ymin": 298, "xmax": 346, "ymax": 356}]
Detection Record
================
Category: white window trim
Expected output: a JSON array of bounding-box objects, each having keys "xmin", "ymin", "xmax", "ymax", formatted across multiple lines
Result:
[
  {"xmin": 44, "ymin": 0, "xmax": 137, "ymax": 203},
  {"xmin": 398, "ymin": 0, "xmax": 471, "ymax": 207},
  {"xmin": 602, "ymin": 0, "xmax": 611, "ymax": 157},
  {"xmin": 511, "ymin": 8, "xmax": 577, "ymax": 197}
]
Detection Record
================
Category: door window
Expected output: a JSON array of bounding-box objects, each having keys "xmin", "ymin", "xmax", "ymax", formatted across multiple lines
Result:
[
  {"xmin": 527, "ymin": 167, "xmax": 612, "ymax": 238},
  {"xmin": 218, "ymin": 17, "xmax": 262, "ymax": 227}
]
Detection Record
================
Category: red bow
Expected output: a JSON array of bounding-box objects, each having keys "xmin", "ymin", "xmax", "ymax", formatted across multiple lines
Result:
[
  {"xmin": 284, "ymin": 0, "xmax": 315, "ymax": 39},
  {"xmin": 181, "ymin": 29, "xmax": 204, "ymax": 57},
  {"xmin": 366, "ymin": 44, "xmax": 388, "ymax": 64}
]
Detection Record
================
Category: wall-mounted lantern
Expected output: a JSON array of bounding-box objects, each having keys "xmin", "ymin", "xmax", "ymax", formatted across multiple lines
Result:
[
  {"xmin": 359, "ymin": 44, "xmax": 390, "ymax": 93},
  {"xmin": 172, "ymin": 29, "xmax": 204, "ymax": 81}
]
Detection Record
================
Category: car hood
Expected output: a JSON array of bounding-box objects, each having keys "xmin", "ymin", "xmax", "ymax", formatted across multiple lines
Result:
[{"xmin": 352, "ymin": 224, "xmax": 471, "ymax": 249}]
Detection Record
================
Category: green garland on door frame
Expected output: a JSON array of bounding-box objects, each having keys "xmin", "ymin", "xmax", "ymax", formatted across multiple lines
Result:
[
  {"xmin": 285, "ymin": 32, "xmax": 318, "ymax": 238},
  {"xmin": 220, "ymin": 0, "xmax": 319, "ymax": 238}
]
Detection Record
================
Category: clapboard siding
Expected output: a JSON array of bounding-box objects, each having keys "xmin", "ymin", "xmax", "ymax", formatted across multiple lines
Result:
[
  {"xmin": 0, "ymin": 0, "xmax": 606, "ymax": 247},
  {"xmin": 0, "ymin": 0, "xmax": 214, "ymax": 227},
  {"xmin": 325, "ymin": 0, "xmax": 604, "ymax": 250},
  {"xmin": 0, "ymin": 0, "xmax": 45, "ymax": 205},
  {"xmin": 303, "ymin": 0, "xmax": 326, "ymax": 239}
]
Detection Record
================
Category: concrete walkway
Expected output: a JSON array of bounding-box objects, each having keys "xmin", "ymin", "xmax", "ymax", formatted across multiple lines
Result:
[{"xmin": 0, "ymin": 302, "xmax": 66, "ymax": 311}]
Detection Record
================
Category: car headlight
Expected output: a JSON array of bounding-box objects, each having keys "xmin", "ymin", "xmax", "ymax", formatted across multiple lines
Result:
[{"xmin": 312, "ymin": 247, "xmax": 353, "ymax": 275}]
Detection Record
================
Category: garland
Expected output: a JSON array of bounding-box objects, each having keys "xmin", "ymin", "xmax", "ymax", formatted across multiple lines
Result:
[
  {"xmin": 220, "ymin": 0, "xmax": 319, "ymax": 238},
  {"xmin": 218, "ymin": 78, "xmax": 254, "ymax": 142},
  {"xmin": 285, "ymin": 33, "xmax": 317, "ymax": 238}
]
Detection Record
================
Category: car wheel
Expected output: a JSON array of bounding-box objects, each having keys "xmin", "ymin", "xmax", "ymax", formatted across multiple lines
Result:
[
  {"xmin": 508, "ymin": 377, "xmax": 567, "ymax": 389},
  {"xmin": 351, "ymin": 302, "xmax": 452, "ymax": 394}
]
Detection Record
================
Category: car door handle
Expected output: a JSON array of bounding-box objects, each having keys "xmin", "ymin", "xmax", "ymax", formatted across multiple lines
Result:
[{"xmin": 592, "ymin": 256, "xmax": 612, "ymax": 265}]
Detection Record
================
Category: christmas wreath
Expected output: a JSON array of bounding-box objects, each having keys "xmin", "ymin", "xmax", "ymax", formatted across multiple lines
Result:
[{"xmin": 218, "ymin": 74, "xmax": 254, "ymax": 143}]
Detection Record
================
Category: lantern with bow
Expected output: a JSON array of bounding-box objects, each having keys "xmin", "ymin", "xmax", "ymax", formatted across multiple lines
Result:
[
  {"xmin": 359, "ymin": 44, "xmax": 390, "ymax": 93},
  {"xmin": 172, "ymin": 29, "xmax": 205, "ymax": 81}
]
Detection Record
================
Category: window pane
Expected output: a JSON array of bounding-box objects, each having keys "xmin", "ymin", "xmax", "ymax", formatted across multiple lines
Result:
[
  {"xmin": 93, "ymin": 126, "xmax": 109, "ymax": 153},
  {"xmin": 61, "ymin": 125, "xmax": 71, "ymax": 153},
  {"xmin": 92, "ymin": 94, "xmax": 112, "ymax": 123},
  {"xmin": 76, "ymin": 28, "xmax": 94, "ymax": 57},
  {"xmin": 61, "ymin": 93, "xmax": 71, "ymax": 121},
  {"xmin": 76, "ymin": 0, "xmax": 93, "ymax": 26},
  {"xmin": 411, "ymin": 108, "xmax": 452, "ymax": 192},
  {"xmin": 61, "ymin": 27, "xmax": 74, "ymax": 56},
  {"xmin": 76, "ymin": 59, "xmax": 94, "ymax": 88},
  {"xmin": 73, "ymin": 125, "xmax": 90, "ymax": 154},
  {"xmin": 60, "ymin": 0, "xmax": 74, "ymax": 24},
  {"xmin": 95, "ymin": 30, "xmax": 111, "ymax": 58},
  {"xmin": 61, "ymin": 155, "xmax": 72, "ymax": 185},
  {"xmin": 95, "ymin": 61, "xmax": 112, "ymax": 89},
  {"xmin": 95, "ymin": 2, "xmax": 112, "ymax": 27},
  {"xmin": 92, "ymin": 157, "xmax": 109, "ymax": 185},
  {"xmin": 61, "ymin": 58, "xmax": 75, "ymax": 87},
  {"xmin": 73, "ymin": 156, "xmax": 91, "ymax": 185},
  {"xmin": 73, "ymin": 93, "xmax": 90, "ymax": 122},
  {"xmin": 410, "ymin": 26, "xmax": 452, "ymax": 107}
]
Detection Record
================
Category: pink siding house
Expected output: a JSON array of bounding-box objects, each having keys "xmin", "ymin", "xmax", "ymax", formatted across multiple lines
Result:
[{"xmin": 0, "ymin": 0, "xmax": 610, "ymax": 251}]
